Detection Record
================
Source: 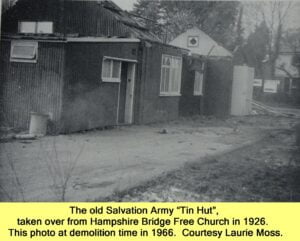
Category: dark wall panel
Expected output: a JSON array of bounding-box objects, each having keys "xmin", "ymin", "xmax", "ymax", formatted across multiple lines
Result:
[
  {"xmin": 62, "ymin": 42, "xmax": 138, "ymax": 132},
  {"xmin": 204, "ymin": 58, "xmax": 233, "ymax": 117},
  {"xmin": 138, "ymin": 43, "xmax": 183, "ymax": 124},
  {"xmin": 64, "ymin": 1, "xmax": 129, "ymax": 37},
  {"xmin": 0, "ymin": 41, "xmax": 64, "ymax": 130},
  {"xmin": 179, "ymin": 56, "xmax": 204, "ymax": 116}
]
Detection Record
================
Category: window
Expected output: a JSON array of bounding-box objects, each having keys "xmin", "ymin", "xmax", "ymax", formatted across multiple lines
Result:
[
  {"xmin": 194, "ymin": 71, "xmax": 204, "ymax": 95},
  {"xmin": 19, "ymin": 22, "xmax": 36, "ymax": 33},
  {"xmin": 102, "ymin": 58, "xmax": 122, "ymax": 82},
  {"xmin": 10, "ymin": 41, "xmax": 38, "ymax": 63},
  {"xmin": 37, "ymin": 22, "xmax": 53, "ymax": 34},
  {"xmin": 160, "ymin": 55, "xmax": 182, "ymax": 96},
  {"xmin": 19, "ymin": 21, "xmax": 53, "ymax": 34},
  {"xmin": 188, "ymin": 36, "xmax": 199, "ymax": 47}
]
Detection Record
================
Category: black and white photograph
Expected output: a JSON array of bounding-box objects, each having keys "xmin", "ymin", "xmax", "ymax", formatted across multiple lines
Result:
[{"xmin": 0, "ymin": 0, "xmax": 300, "ymax": 202}]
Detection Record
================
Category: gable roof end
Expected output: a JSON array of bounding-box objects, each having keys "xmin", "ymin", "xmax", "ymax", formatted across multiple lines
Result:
[{"xmin": 169, "ymin": 27, "xmax": 232, "ymax": 58}]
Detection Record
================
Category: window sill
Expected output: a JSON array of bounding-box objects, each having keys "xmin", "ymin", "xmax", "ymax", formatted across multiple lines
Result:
[
  {"xmin": 10, "ymin": 59, "xmax": 37, "ymax": 63},
  {"xmin": 159, "ymin": 93, "xmax": 181, "ymax": 97},
  {"xmin": 102, "ymin": 77, "xmax": 121, "ymax": 83},
  {"xmin": 193, "ymin": 93, "xmax": 203, "ymax": 96}
]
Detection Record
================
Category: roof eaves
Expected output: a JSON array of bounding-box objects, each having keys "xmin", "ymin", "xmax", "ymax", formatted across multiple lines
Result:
[
  {"xmin": 66, "ymin": 37, "xmax": 140, "ymax": 43},
  {"xmin": 1, "ymin": 33, "xmax": 66, "ymax": 42}
]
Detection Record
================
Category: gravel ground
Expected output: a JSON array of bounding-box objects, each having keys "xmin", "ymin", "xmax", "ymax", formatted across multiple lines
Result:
[{"xmin": 102, "ymin": 116, "xmax": 300, "ymax": 202}]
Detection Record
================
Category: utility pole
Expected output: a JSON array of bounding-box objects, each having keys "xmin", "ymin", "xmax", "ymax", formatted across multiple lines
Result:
[{"xmin": 0, "ymin": 0, "xmax": 2, "ymax": 39}]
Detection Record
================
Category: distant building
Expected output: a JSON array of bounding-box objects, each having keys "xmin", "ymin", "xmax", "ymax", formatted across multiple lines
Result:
[
  {"xmin": 275, "ymin": 43, "xmax": 300, "ymax": 95},
  {"xmin": 170, "ymin": 27, "xmax": 234, "ymax": 117},
  {"xmin": 169, "ymin": 27, "xmax": 232, "ymax": 58}
]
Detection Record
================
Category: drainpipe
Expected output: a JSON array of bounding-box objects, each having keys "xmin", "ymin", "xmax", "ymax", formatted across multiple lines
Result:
[
  {"xmin": 137, "ymin": 40, "xmax": 148, "ymax": 124},
  {"xmin": 0, "ymin": 0, "xmax": 2, "ymax": 39}
]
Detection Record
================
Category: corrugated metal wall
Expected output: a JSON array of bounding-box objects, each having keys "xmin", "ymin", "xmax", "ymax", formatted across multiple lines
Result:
[
  {"xmin": 204, "ymin": 58, "xmax": 233, "ymax": 117},
  {"xmin": 62, "ymin": 42, "xmax": 139, "ymax": 133},
  {"xmin": 64, "ymin": 1, "xmax": 128, "ymax": 37},
  {"xmin": 0, "ymin": 41, "xmax": 64, "ymax": 130},
  {"xmin": 137, "ymin": 43, "xmax": 184, "ymax": 124},
  {"xmin": 179, "ymin": 56, "xmax": 204, "ymax": 117}
]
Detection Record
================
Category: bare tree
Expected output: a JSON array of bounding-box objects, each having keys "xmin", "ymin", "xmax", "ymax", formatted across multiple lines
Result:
[
  {"xmin": 244, "ymin": 1, "xmax": 293, "ymax": 78},
  {"xmin": 41, "ymin": 138, "xmax": 85, "ymax": 201},
  {"xmin": 0, "ymin": 145, "xmax": 25, "ymax": 201}
]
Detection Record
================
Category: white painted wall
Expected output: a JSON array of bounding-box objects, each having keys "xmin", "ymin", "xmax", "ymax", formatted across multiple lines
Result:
[
  {"xmin": 231, "ymin": 66, "xmax": 254, "ymax": 116},
  {"xmin": 263, "ymin": 80, "xmax": 280, "ymax": 93}
]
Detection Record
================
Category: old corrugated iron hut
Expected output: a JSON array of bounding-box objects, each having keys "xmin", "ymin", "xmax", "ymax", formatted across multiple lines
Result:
[{"xmin": 0, "ymin": 0, "xmax": 186, "ymax": 133}]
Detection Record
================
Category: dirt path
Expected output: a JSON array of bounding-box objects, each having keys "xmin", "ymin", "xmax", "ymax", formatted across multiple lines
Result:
[
  {"xmin": 103, "ymin": 126, "xmax": 300, "ymax": 202},
  {"xmin": 0, "ymin": 115, "xmax": 298, "ymax": 202}
]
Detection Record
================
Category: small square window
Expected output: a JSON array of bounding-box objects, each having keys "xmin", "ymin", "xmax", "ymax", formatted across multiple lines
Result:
[
  {"xmin": 102, "ymin": 58, "xmax": 121, "ymax": 82},
  {"xmin": 10, "ymin": 41, "xmax": 38, "ymax": 63}
]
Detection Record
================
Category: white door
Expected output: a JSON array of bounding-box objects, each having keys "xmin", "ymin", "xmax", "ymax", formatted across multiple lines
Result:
[{"xmin": 124, "ymin": 63, "xmax": 136, "ymax": 124}]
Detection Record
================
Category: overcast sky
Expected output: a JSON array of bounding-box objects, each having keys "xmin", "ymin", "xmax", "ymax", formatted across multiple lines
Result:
[
  {"xmin": 113, "ymin": 0, "xmax": 136, "ymax": 10},
  {"xmin": 112, "ymin": 0, "xmax": 300, "ymax": 31}
]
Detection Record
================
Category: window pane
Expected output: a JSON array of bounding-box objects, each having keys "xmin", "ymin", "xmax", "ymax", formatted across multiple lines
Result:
[
  {"xmin": 171, "ymin": 68, "xmax": 176, "ymax": 92},
  {"xmin": 19, "ymin": 22, "xmax": 36, "ymax": 33},
  {"xmin": 165, "ymin": 68, "xmax": 170, "ymax": 92},
  {"xmin": 160, "ymin": 55, "xmax": 182, "ymax": 95},
  {"xmin": 112, "ymin": 60, "xmax": 121, "ymax": 78},
  {"xmin": 160, "ymin": 67, "xmax": 166, "ymax": 92},
  {"xmin": 11, "ymin": 41, "xmax": 38, "ymax": 62},
  {"xmin": 199, "ymin": 73, "xmax": 203, "ymax": 93},
  {"xmin": 164, "ymin": 68, "xmax": 168, "ymax": 92},
  {"xmin": 194, "ymin": 71, "xmax": 203, "ymax": 95},
  {"xmin": 174, "ymin": 74, "xmax": 179, "ymax": 92},
  {"xmin": 102, "ymin": 59, "xmax": 111, "ymax": 78},
  {"xmin": 163, "ymin": 56, "xmax": 171, "ymax": 66},
  {"xmin": 13, "ymin": 46, "xmax": 36, "ymax": 59},
  {"xmin": 162, "ymin": 56, "xmax": 166, "ymax": 65},
  {"xmin": 37, "ymin": 22, "xmax": 53, "ymax": 34},
  {"xmin": 171, "ymin": 58, "xmax": 176, "ymax": 68}
]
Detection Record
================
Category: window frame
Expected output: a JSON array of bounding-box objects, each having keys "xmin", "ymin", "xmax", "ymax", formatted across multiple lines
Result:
[
  {"xmin": 36, "ymin": 22, "xmax": 53, "ymax": 34},
  {"xmin": 18, "ymin": 21, "xmax": 36, "ymax": 34},
  {"xmin": 18, "ymin": 21, "xmax": 54, "ymax": 34},
  {"xmin": 101, "ymin": 57, "xmax": 122, "ymax": 83},
  {"xmin": 194, "ymin": 70, "xmax": 204, "ymax": 96},
  {"xmin": 160, "ymin": 54, "xmax": 182, "ymax": 96},
  {"xmin": 10, "ymin": 40, "xmax": 38, "ymax": 63}
]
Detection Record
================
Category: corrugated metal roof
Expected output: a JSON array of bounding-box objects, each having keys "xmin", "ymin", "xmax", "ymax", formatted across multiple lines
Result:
[
  {"xmin": 2, "ymin": 0, "xmax": 162, "ymax": 42},
  {"xmin": 63, "ymin": 0, "xmax": 161, "ymax": 42},
  {"xmin": 98, "ymin": 0, "xmax": 161, "ymax": 42}
]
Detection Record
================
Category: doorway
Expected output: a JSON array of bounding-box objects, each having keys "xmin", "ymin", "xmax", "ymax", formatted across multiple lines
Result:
[{"xmin": 117, "ymin": 62, "xmax": 136, "ymax": 125}]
